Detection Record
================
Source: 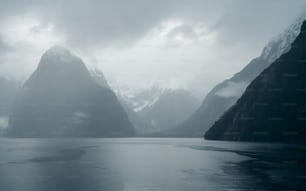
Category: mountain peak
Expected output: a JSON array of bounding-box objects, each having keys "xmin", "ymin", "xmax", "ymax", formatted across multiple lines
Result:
[
  {"xmin": 24, "ymin": 45, "xmax": 92, "ymax": 89},
  {"xmin": 36, "ymin": 45, "xmax": 87, "ymax": 75},
  {"xmin": 39, "ymin": 45, "xmax": 82, "ymax": 67},
  {"xmin": 44, "ymin": 45, "xmax": 73, "ymax": 56},
  {"xmin": 48, "ymin": 45, "xmax": 69, "ymax": 51}
]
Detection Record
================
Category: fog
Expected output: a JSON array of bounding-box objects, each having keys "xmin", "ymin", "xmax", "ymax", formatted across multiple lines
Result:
[{"xmin": 0, "ymin": 0, "xmax": 305, "ymax": 97}]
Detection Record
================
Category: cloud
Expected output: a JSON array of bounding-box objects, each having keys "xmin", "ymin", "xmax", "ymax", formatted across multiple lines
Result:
[
  {"xmin": 211, "ymin": 0, "xmax": 306, "ymax": 48},
  {"xmin": 0, "ymin": 14, "xmax": 63, "ymax": 78},
  {"xmin": 0, "ymin": 117, "xmax": 9, "ymax": 130},
  {"xmin": 215, "ymin": 81, "xmax": 248, "ymax": 98},
  {"xmin": 21, "ymin": 0, "xmax": 179, "ymax": 48},
  {"xmin": 0, "ymin": 0, "xmax": 306, "ymax": 96},
  {"xmin": 0, "ymin": 37, "xmax": 14, "ymax": 62},
  {"xmin": 72, "ymin": 111, "xmax": 88, "ymax": 125},
  {"xmin": 1, "ymin": 0, "xmax": 305, "ymax": 49},
  {"xmin": 0, "ymin": 38, "xmax": 11, "ymax": 52}
]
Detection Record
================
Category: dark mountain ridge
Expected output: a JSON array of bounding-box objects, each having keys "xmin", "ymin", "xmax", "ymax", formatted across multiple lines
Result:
[
  {"xmin": 205, "ymin": 20, "xmax": 306, "ymax": 143},
  {"xmin": 173, "ymin": 15, "xmax": 304, "ymax": 137}
]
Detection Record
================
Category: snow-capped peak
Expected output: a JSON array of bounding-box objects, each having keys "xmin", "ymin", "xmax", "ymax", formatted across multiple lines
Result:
[
  {"xmin": 261, "ymin": 13, "xmax": 306, "ymax": 63},
  {"xmin": 110, "ymin": 84, "xmax": 164, "ymax": 113}
]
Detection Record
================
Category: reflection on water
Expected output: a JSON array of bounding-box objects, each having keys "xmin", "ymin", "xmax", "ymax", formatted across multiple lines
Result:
[{"xmin": 0, "ymin": 138, "xmax": 305, "ymax": 191}]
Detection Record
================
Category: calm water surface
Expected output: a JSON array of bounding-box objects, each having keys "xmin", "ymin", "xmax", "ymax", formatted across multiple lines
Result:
[{"xmin": 0, "ymin": 138, "xmax": 305, "ymax": 191}]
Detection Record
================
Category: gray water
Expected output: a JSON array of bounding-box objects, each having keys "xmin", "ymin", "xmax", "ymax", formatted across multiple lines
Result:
[{"xmin": 0, "ymin": 138, "xmax": 305, "ymax": 191}]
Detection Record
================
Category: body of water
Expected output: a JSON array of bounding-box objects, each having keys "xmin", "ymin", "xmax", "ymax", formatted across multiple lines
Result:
[{"xmin": 0, "ymin": 138, "xmax": 305, "ymax": 191}]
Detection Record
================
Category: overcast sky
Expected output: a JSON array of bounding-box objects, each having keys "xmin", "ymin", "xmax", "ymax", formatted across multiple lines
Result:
[{"xmin": 0, "ymin": 0, "xmax": 306, "ymax": 97}]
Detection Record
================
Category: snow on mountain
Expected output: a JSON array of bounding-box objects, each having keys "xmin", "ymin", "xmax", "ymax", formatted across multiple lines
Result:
[
  {"xmin": 140, "ymin": 88, "xmax": 199, "ymax": 132},
  {"xmin": 205, "ymin": 19, "xmax": 306, "ymax": 142},
  {"xmin": 110, "ymin": 83, "xmax": 200, "ymax": 134},
  {"xmin": 261, "ymin": 13, "xmax": 306, "ymax": 63},
  {"xmin": 110, "ymin": 84, "xmax": 164, "ymax": 113},
  {"xmin": 174, "ymin": 13, "xmax": 306, "ymax": 137},
  {"xmin": 89, "ymin": 68, "xmax": 110, "ymax": 88}
]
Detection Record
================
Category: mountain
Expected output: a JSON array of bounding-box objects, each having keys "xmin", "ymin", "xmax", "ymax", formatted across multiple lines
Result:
[
  {"xmin": 205, "ymin": 20, "xmax": 306, "ymax": 143},
  {"xmin": 89, "ymin": 68, "xmax": 110, "ymax": 89},
  {"xmin": 0, "ymin": 77, "xmax": 19, "ymax": 131},
  {"xmin": 111, "ymin": 86, "xmax": 161, "ymax": 134},
  {"xmin": 6, "ymin": 46, "xmax": 134, "ymax": 137},
  {"xmin": 118, "ymin": 98, "xmax": 153, "ymax": 135},
  {"xmin": 113, "ymin": 86, "xmax": 199, "ymax": 134},
  {"xmin": 175, "ymin": 15, "xmax": 305, "ymax": 137},
  {"xmin": 141, "ymin": 89, "xmax": 199, "ymax": 133},
  {"xmin": 113, "ymin": 86, "xmax": 163, "ymax": 114}
]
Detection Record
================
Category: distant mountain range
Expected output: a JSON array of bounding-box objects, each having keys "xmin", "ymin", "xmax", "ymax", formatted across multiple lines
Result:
[
  {"xmin": 205, "ymin": 19, "xmax": 306, "ymax": 143},
  {"xmin": 140, "ymin": 89, "xmax": 199, "ymax": 133},
  {"xmin": 173, "ymin": 15, "xmax": 306, "ymax": 137},
  {"xmin": 114, "ymin": 86, "xmax": 199, "ymax": 134},
  {"xmin": 5, "ymin": 46, "xmax": 134, "ymax": 137}
]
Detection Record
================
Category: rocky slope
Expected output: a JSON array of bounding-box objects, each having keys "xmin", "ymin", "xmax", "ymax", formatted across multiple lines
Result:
[
  {"xmin": 205, "ymin": 20, "xmax": 306, "ymax": 143},
  {"xmin": 176, "ymin": 14, "xmax": 306, "ymax": 137}
]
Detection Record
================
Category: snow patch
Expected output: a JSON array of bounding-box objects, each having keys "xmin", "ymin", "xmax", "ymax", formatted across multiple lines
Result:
[
  {"xmin": 134, "ymin": 96, "xmax": 160, "ymax": 112},
  {"xmin": 111, "ymin": 84, "xmax": 164, "ymax": 113}
]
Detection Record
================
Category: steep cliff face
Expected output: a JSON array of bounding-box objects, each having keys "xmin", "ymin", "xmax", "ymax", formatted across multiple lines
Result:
[
  {"xmin": 175, "ymin": 14, "xmax": 305, "ymax": 137},
  {"xmin": 205, "ymin": 21, "xmax": 306, "ymax": 143},
  {"xmin": 7, "ymin": 46, "xmax": 134, "ymax": 137}
]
